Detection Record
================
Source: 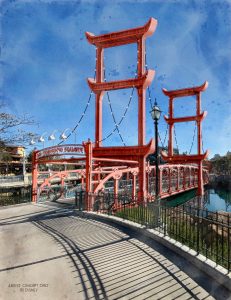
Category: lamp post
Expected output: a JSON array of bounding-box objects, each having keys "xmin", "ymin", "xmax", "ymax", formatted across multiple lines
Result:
[{"xmin": 150, "ymin": 99, "xmax": 162, "ymax": 199}]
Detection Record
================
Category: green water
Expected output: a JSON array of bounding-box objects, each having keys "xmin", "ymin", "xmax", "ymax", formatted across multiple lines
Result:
[{"xmin": 163, "ymin": 188, "xmax": 231, "ymax": 212}]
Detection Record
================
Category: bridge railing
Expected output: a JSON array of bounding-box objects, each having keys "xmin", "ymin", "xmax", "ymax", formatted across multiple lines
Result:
[{"xmin": 75, "ymin": 191, "xmax": 231, "ymax": 272}]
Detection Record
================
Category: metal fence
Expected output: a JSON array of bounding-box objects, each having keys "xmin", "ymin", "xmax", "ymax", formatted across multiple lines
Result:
[
  {"xmin": 75, "ymin": 191, "xmax": 231, "ymax": 272},
  {"xmin": 0, "ymin": 175, "xmax": 24, "ymax": 183},
  {"xmin": 0, "ymin": 187, "xmax": 32, "ymax": 207}
]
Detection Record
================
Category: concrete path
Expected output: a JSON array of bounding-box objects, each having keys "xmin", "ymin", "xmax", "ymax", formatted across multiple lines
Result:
[{"xmin": 0, "ymin": 203, "xmax": 228, "ymax": 300}]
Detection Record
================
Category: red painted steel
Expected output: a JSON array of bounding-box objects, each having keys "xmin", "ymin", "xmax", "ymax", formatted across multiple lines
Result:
[
  {"xmin": 32, "ymin": 18, "xmax": 209, "ymax": 204},
  {"xmin": 86, "ymin": 18, "xmax": 157, "ymax": 200},
  {"xmin": 161, "ymin": 81, "xmax": 209, "ymax": 196},
  {"xmin": 85, "ymin": 18, "xmax": 157, "ymax": 48}
]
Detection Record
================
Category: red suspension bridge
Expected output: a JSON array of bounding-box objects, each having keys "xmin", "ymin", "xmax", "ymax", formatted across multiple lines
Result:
[{"xmin": 32, "ymin": 18, "xmax": 209, "ymax": 204}]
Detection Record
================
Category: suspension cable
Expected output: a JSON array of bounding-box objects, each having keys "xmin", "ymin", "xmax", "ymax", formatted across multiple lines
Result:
[
  {"xmin": 99, "ymin": 87, "xmax": 135, "ymax": 143},
  {"xmin": 145, "ymin": 51, "xmax": 154, "ymax": 109},
  {"xmin": 98, "ymin": 55, "xmax": 138, "ymax": 144},
  {"xmin": 158, "ymin": 124, "xmax": 168, "ymax": 149},
  {"xmin": 145, "ymin": 51, "xmax": 170, "ymax": 152},
  {"xmin": 189, "ymin": 121, "xmax": 197, "ymax": 154},
  {"xmin": 173, "ymin": 126, "xmax": 179, "ymax": 153},
  {"xmin": 58, "ymin": 48, "xmax": 98, "ymax": 145},
  {"xmin": 202, "ymin": 132, "xmax": 205, "ymax": 153},
  {"xmin": 158, "ymin": 132, "xmax": 164, "ymax": 148},
  {"xmin": 162, "ymin": 124, "xmax": 168, "ymax": 147},
  {"xmin": 58, "ymin": 79, "xmax": 95, "ymax": 145},
  {"xmin": 102, "ymin": 68, "xmax": 125, "ymax": 145},
  {"xmin": 105, "ymin": 91, "xmax": 126, "ymax": 146}
]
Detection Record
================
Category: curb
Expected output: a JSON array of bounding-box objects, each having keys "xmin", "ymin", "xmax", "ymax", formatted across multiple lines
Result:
[{"xmin": 76, "ymin": 210, "xmax": 231, "ymax": 293}]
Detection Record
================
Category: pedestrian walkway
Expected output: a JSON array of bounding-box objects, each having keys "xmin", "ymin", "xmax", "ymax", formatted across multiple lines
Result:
[{"xmin": 0, "ymin": 203, "xmax": 229, "ymax": 299}]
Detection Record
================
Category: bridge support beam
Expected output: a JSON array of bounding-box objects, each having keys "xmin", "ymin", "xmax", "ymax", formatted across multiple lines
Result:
[
  {"xmin": 86, "ymin": 19, "xmax": 157, "ymax": 204},
  {"xmin": 85, "ymin": 140, "xmax": 93, "ymax": 193},
  {"xmin": 162, "ymin": 82, "xmax": 209, "ymax": 197}
]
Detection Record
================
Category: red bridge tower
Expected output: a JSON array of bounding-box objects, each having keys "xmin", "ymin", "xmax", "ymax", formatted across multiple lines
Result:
[{"xmin": 86, "ymin": 18, "xmax": 158, "ymax": 200}]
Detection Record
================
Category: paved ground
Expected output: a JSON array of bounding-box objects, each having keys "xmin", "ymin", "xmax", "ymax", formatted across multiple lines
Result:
[{"xmin": 0, "ymin": 203, "xmax": 229, "ymax": 300}]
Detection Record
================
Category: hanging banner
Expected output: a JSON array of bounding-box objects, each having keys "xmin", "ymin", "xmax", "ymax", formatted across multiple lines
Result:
[{"xmin": 37, "ymin": 144, "xmax": 85, "ymax": 159}]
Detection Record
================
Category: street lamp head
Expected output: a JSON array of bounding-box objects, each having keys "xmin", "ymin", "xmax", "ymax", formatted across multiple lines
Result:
[
  {"xmin": 59, "ymin": 128, "xmax": 70, "ymax": 141},
  {"xmin": 48, "ymin": 134, "xmax": 55, "ymax": 141},
  {"xmin": 38, "ymin": 132, "xmax": 47, "ymax": 143},
  {"xmin": 48, "ymin": 130, "xmax": 57, "ymax": 141},
  {"xmin": 151, "ymin": 98, "xmax": 161, "ymax": 121},
  {"xmin": 60, "ymin": 133, "xmax": 67, "ymax": 140},
  {"xmin": 30, "ymin": 139, "xmax": 36, "ymax": 145}
]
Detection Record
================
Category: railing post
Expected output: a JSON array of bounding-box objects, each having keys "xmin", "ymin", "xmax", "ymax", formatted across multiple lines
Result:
[
  {"xmin": 228, "ymin": 215, "xmax": 230, "ymax": 272},
  {"xmin": 183, "ymin": 167, "xmax": 186, "ymax": 190},
  {"xmin": 196, "ymin": 205, "xmax": 200, "ymax": 254},
  {"xmin": 146, "ymin": 171, "xmax": 149, "ymax": 195},
  {"xmin": 164, "ymin": 204, "xmax": 167, "ymax": 236},
  {"xmin": 168, "ymin": 168, "xmax": 172, "ymax": 193},
  {"xmin": 81, "ymin": 176, "xmax": 85, "ymax": 190},
  {"xmin": 61, "ymin": 175, "xmax": 65, "ymax": 198},
  {"xmin": 176, "ymin": 167, "xmax": 180, "ymax": 191},
  {"xmin": 132, "ymin": 174, "xmax": 136, "ymax": 200},
  {"xmin": 159, "ymin": 168, "xmax": 162, "ymax": 196},
  {"xmin": 114, "ymin": 179, "xmax": 119, "ymax": 209},
  {"xmin": 188, "ymin": 167, "xmax": 191, "ymax": 187},
  {"xmin": 197, "ymin": 161, "xmax": 204, "ymax": 196},
  {"xmin": 192, "ymin": 168, "xmax": 196, "ymax": 186},
  {"xmin": 216, "ymin": 211, "xmax": 219, "ymax": 265},
  {"xmin": 80, "ymin": 191, "xmax": 83, "ymax": 211},
  {"xmin": 75, "ymin": 191, "xmax": 78, "ymax": 208}
]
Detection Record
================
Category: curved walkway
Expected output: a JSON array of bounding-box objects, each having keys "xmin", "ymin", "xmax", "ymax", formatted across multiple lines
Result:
[{"xmin": 0, "ymin": 203, "xmax": 229, "ymax": 300}]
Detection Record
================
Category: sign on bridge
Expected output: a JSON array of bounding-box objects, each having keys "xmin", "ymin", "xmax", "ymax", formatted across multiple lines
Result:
[{"xmin": 37, "ymin": 144, "xmax": 85, "ymax": 159}]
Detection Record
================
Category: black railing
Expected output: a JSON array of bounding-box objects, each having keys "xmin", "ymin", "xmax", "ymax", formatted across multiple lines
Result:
[
  {"xmin": 0, "ymin": 186, "xmax": 32, "ymax": 207},
  {"xmin": 75, "ymin": 191, "xmax": 231, "ymax": 272},
  {"xmin": 0, "ymin": 175, "xmax": 24, "ymax": 183}
]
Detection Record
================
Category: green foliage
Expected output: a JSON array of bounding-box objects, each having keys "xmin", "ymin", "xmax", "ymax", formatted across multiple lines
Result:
[
  {"xmin": 26, "ymin": 150, "xmax": 33, "ymax": 162},
  {"xmin": 0, "ymin": 102, "xmax": 38, "ymax": 146},
  {"xmin": 115, "ymin": 205, "xmax": 230, "ymax": 271},
  {"xmin": 210, "ymin": 152, "xmax": 231, "ymax": 175},
  {"xmin": 0, "ymin": 152, "xmax": 12, "ymax": 162}
]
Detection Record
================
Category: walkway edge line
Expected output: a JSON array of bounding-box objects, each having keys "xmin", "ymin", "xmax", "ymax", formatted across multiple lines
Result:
[{"xmin": 76, "ymin": 210, "xmax": 231, "ymax": 293}]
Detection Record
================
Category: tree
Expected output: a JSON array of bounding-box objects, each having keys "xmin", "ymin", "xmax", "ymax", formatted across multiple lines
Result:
[
  {"xmin": 212, "ymin": 154, "xmax": 221, "ymax": 160},
  {"xmin": 210, "ymin": 152, "xmax": 231, "ymax": 175},
  {"xmin": 26, "ymin": 150, "xmax": 33, "ymax": 163},
  {"xmin": 0, "ymin": 152, "xmax": 12, "ymax": 176},
  {"xmin": 0, "ymin": 102, "xmax": 38, "ymax": 146},
  {"xmin": 226, "ymin": 151, "xmax": 231, "ymax": 157}
]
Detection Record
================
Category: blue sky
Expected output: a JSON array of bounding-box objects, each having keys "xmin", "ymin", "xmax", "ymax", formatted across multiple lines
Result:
[{"xmin": 1, "ymin": 0, "xmax": 231, "ymax": 157}]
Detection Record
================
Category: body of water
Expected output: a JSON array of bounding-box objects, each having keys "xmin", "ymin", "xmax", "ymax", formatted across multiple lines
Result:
[
  {"xmin": 205, "ymin": 188, "xmax": 231, "ymax": 212},
  {"xmin": 164, "ymin": 187, "xmax": 231, "ymax": 212}
]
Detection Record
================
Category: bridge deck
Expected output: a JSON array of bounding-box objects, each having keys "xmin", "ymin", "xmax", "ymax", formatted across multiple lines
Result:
[{"xmin": 0, "ymin": 203, "xmax": 225, "ymax": 299}]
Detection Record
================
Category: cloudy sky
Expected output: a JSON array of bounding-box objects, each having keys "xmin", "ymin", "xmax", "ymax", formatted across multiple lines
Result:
[{"xmin": 1, "ymin": 0, "xmax": 231, "ymax": 157}]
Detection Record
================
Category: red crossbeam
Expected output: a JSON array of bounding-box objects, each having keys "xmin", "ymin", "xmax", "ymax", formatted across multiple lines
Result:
[{"xmin": 86, "ymin": 18, "xmax": 157, "ymax": 48}]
